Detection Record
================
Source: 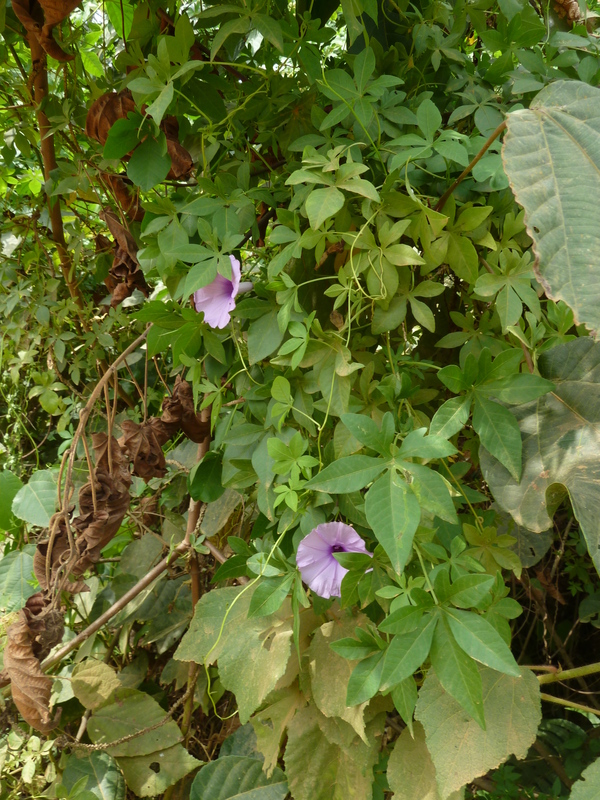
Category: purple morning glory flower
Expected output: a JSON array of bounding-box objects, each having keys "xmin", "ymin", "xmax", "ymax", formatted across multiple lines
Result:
[
  {"xmin": 193, "ymin": 254, "xmax": 253, "ymax": 329},
  {"xmin": 296, "ymin": 522, "xmax": 371, "ymax": 599}
]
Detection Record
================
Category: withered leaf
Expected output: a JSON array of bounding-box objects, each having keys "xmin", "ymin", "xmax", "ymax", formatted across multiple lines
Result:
[
  {"xmin": 99, "ymin": 209, "xmax": 149, "ymax": 307},
  {"xmin": 101, "ymin": 173, "xmax": 144, "ymax": 222},
  {"xmin": 86, "ymin": 90, "xmax": 193, "ymax": 182},
  {"xmin": 172, "ymin": 377, "xmax": 210, "ymax": 443},
  {"xmin": 4, "ymin": 596, "xmax": 63, "ymax": 732},
  {"xmin": 13, "ymin": 0, "xmax": 81, "ymax": 61},
  {"xmin": 118, "ymin": 420, "xmax": 167, "ymax": 481}
]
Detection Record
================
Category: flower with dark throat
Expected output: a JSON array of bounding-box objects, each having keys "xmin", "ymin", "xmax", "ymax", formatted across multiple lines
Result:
[
  {"xmin": 193, "ymin": 254, "xmax": 252, "ymax": 329},
  {"xmin": 296, "ymin": 522, "xmax": 371, "ymax": 599}
]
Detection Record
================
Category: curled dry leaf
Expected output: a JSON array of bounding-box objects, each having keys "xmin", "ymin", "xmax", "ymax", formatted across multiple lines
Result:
[
  {"xmin": 172, "ymin": 376, "xmax": 210, "ymax": 443},
  {"xmin": 85, "ymin": 90, "xmax": 193, "ymax": 181},
  {"xmin": 4, "ymin": 595, "xmax": 64, "ymax": 732},
  {"xmin": 101, "ymin": 174, "xmax": 144, "ymax": 222},
  {"xmin": 99, "ymin": 209, "xmax": 149, "ymax": 307},
  {"xmin": 119, "ymin": 420, "xmax": 167, "ymax": 481},
  {"xmin": 13, "ymin": 0, "xmax": 81, "ymax": 61}
]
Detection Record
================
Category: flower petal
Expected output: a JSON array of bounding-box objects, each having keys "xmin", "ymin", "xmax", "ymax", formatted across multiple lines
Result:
[
  {"xmin": 296, "ymin": 522, "xmax": 370, "ymax": 599},
  {"xmin": 229, "ymin": 254, "xmax": 241, "ymax": 297}
]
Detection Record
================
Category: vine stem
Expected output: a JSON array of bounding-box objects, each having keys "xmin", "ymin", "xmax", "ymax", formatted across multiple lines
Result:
[
  {"xmin": 27, "ymin": 34, "xmax": 87, "ymax": 316},
  {"xmin": 60, "ymin": 326, "xmax": 150, "ymax": 515},
  {"xmin": 41, "ymin": 539, "xmax": 189, "ymax": 671},
  {"xmin": 434, "ymin": 120, "xmax": 507, "ymax": 213},
  {"xmin": 538, "ymin": 661, "xmax": 600, "ymax": 685},
  {"xmin": 540, "ymin": 693, "xmax": 600, "ymax": 718}
]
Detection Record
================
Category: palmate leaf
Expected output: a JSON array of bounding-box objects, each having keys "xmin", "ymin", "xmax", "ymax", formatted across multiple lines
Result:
[
  {"xmin": 365, "ymin": 470, "xmax": 421, "ymax": 573},
  {"xmin": 502, "ymin": 80, "xmax": 600, "ymax": 331},
  {"xmin": 570, "ymin": 756, "xmax": 600, "ymax": 800},
  {"xmin": 481, "ymin": 338, "xmax": 600, "ymax": 574}
]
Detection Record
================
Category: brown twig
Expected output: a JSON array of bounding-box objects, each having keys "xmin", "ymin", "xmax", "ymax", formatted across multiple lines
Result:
[
  {"xmin": 435, "ymin": 120, "xmax": 507, "ymax": 213},
  {"xmin": 42, "ymin": 535, "xmax": 188, "ymax": 672},
  {"xmin": 26, "ymin": 34, "xmax": 87, "ymax": 317}
]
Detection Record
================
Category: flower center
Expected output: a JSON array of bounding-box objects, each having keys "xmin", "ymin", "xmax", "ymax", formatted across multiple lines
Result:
[{"xmin": 331, "ymin": 544, "xmax": 345, "ymax": 553}]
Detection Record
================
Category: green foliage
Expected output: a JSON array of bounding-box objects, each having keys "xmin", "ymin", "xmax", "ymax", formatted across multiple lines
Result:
[{"xmin": 3, "ymin": 0, "xmax": 600, "ymax": 797}]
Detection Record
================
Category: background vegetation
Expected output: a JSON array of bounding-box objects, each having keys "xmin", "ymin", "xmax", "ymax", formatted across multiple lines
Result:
[{"xmin": 3, "ymin": 0, "xmax": 600, "ymax": 797}]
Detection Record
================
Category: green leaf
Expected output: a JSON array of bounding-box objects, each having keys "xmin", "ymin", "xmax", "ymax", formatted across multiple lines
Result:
[
  {"xmin": 174, "ymin": 586, "xmax": 293, "ymax": 722},
  {"xmin": 253, "ymin": 14, "xmax": 284, "ymax": 51},
  {"xmin": 387, "ymin": 722, "xmax": 463, "ymax": 800},
  {"xmin": 12, "ymin": 470, "xmax": 57, "ymax": 527},
  {"xmin": 415, "ymin": 667, "xmax": 541, "ymax": 798},
  {"xmin": 340, "ymin": 413, "xmax": 389, "ymax": 453},
  {"xmin": 502, "ymin": 80, "xmax": 600, "ymax": 332},
  {"xmin": 0, "ymin": 545, "xmax": 38, "ymax": 611},
  {"xmin": 62, "ymin": 752, "xmax": 126, "ymax": 800},
  {"xmin": 430, "ymin": 614, "xmax": 485, "ymax": 728},
  {"xmin": 87, "ymin": 688, "xmax": 200, "ymax": 795},
  {"xmin": 417, "ymin": 99, "xmax": 442, "ymax": 141},
  {"xmin": 472, "ymin": 396, "xmax": 522, "ymax": 481},
  {"xmin": 365, "ymin": 471, "xmax": 421, "ymax": 573},
  {"xmin": 211, "ymin": 16, "xmax": 252, "ymax": 60},
  {"xmin": 190, "ymin": 756, "xmax": 287, "ymax": 800},
  {"xmin": 248, "ymin": 311, "xmax": 284, "ymax": 364},
  {"xmin": 306, "ymin": 455, "xmax": 387, "ymax": 494},
  {"xmin": 407, "ymin": 464, "xmax": 457, "ymax": 524},
  {"xmin": 447, "ymin": 234, "xmax": 478, "ymax": 284},
  {"xmin": 479, "ymin": 374, "xmax": 554, "ymax": 404},
  {"xmin": 189, "ymin": 452, "xmax": 225, "ymax": 503},
  {"xmin": 447, "ymin": 574, "xmax": 495, "ymax": 609},
  {"xmin": 145, "ymin": 82, "xmax": 174, "ymax": 126},
  {"xmin": 251, "ymin": 688, "xmax": 304, "ymax": 777},
  {"xmin": 570, "ymin": 756, "xmax": 600, "ymax": 800},
  {"xmin": 444, "ymin": 608, "xmax": 520, "ymax": 676},
  {"xmin": 390, "ymin": 676, "xmax": 418, "ymax": 733},
  {"xmin": 0, "ymin": 470, "xmax": 23, "ymax": 531},
  {"xmin": 306, "ymin": 187, "xmax": 345, "ymax": 229},
  {"xmin": 127, "ymin": 136, "xmax": 171, "ymax": 191},
  {"xmin": 248, "ymin": 574, "xmax": 295, "ymax": 618},
  {"xmin": 72, "ymin": 660, "xmax": 122, "ymax": 710},
  {"xmin": 309, "ymin": 617, "xmax": 369, "ymax": 740},
  {"xmin": 346, "ymin": 651, "xmax": 384, "ymax": 705},
  {"xmin": 397, "ymin": 428, "xmax": 457, "ymax": 460},
  {"xmin": 430, "ymin": 396, "xmax": 471, "ymax": 438},
  {"xmin": 284, "ymin": 704, "xmax": 382, "ymax": 800},
  {"xmin": 103, "ymin": 117, "xmax": 140, "ymax": 159},
  {"xmin": 480, "ymin": 338, "xmax": 600, "ymax": 574},
  {"xmin": 380, "ymin": 613, "xmax": 438, "ymax": 691},
  {"xmin": 105, "ymin": 0, "xmax": 133, "ymax": 39},
  {"xmin": 353, "ymin": 47, "xmax": 375, "ymax": 93}
]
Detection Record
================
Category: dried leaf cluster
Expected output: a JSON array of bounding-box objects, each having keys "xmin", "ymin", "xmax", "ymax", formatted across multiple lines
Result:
[{"xmin": 1, "ymin": 379, "xmax": 208, "ymax": 731}]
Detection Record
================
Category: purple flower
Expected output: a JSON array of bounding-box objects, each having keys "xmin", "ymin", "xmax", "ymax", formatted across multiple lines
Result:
[
  {"xmin": 193, "ymin": 254, "xmax": 252, "ymax": 329},
  {"xmin": 296, "ymin": 522, "xmax": 371, "ymax": 599}
]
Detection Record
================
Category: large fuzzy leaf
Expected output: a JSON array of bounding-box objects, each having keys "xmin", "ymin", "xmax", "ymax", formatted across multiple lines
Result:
[
  {"xmin": 481, "ymin": 338, "xmax": 600, "ymax": 573},
  {"xmin": 415, "ymin": 667, "xmax": 540, "ymax": 798},
  {"xmin": 502, "ymin": 80, "xmax": 600, "ymax": 331}
]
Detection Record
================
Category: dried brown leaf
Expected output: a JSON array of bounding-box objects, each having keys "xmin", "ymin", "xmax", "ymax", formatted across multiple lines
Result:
[
  {"xmin": 172, "ymin": 377, "xmax": 210, "ymax": 443},
  {"xmin": 118, "ymin": 420, "xmax": 167, "ymax": 481},
  {"xmin": 4, "ymin": 597, "xmax": 63, "ymax": 732},
  {"xmin": 13, "ymin": 0, "xmax": 80, "ymax": 60}
]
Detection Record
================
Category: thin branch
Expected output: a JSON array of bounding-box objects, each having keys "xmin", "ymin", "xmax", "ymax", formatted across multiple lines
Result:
[
  {"xmin": 538, "ymin": 661, "xmax": 600, "ymax": 685},
  {"xmin": 540, "ymin": 692, "xmax": 600, "ymax": 718},
  {"xmin": 42, "ymin": 536, "xmax": 188, "ymax": 672},
  {"xmin": 435, "ymin": 120, "xmax": 507, "ymax": 213}
]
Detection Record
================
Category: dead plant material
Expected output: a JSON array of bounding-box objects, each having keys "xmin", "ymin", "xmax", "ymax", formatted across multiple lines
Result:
[
  {"xmin": 102, "ymin": 174, "xmax": 144, "ymax": 222},
  {"xmin": 13, "ymin": 0, "xmax": 80, "ymax": 61},
  {"xmin": 4, "ymin": 595, "xmax": 64, "ymax": 732},
  {"xmin": 85, "ymin": 90, "xmax": 193, "ymax": 180},
  {"xmin": 172, "ymin": 376, "xmax": 210, "ymax": 443},
  {"xmin": 99, "ymin": 209, "xmax": 149, "ymax": 307},
  {"xmin": 554, "ymin": 0, "xmax": 581, "ymax": 21},
  {"xmin": 119, "ymin": 419, "xmax": 167, "ymax": 480}
]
